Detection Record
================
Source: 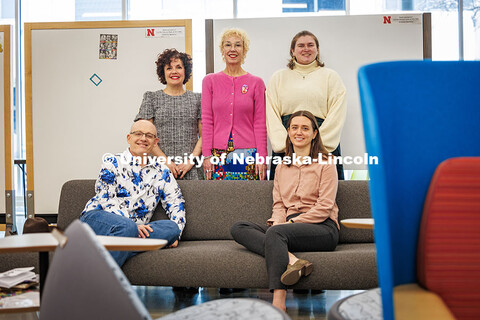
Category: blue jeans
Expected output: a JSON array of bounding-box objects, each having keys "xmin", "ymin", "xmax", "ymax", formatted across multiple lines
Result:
[{"xmin": 80, "ymin": 210, "xmax": 181, "ymax": 266}]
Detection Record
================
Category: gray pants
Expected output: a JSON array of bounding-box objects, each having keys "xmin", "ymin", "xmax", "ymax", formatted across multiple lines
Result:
[{"xmin": 230, "ymin": 218, "xmax": 339, "ymax": 290}]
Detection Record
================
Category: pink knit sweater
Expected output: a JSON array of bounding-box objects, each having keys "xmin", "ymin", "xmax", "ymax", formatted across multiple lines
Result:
[{"xmin": 201, "ymin": 71, "xmax": 267, "ymax": 158}]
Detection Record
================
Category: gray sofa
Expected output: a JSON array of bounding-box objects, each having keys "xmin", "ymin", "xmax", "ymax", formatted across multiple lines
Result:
[{"xmin": 2, "ymin": 180, "xmax": 377, "ymax": 290}]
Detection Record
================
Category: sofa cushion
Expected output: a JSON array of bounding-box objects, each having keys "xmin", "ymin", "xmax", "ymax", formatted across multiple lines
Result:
[
  {"xmin": 0, "ymin": 252, "xmax": 41, "ymax": 273},
  {"xmin": 122, "ymin": 240, "xmax": 377, "ymax": 290},
  {"xmin": 336, "ymin": 181, "xmax": 373, "ymax": 244},
  {"xmin": 57, "ymin": 180, "xmax": 373, "ymax": 243},
  {"xmin": 57, "ymin": 180, "xmax": 96, "ymax": 230},
  {"xmin": 168, "ymin": 181, "xmax": 274, "ymax": 241}
]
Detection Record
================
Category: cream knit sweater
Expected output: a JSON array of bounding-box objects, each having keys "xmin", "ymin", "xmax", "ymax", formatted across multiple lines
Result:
[{"xmin": 266, "ymin": 61, "xmax": 347, "ymax": 153}]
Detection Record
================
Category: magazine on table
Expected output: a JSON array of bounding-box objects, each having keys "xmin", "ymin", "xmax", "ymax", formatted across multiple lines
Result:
[{"xmin": 0, "ymin": 267, "xmax": 36, "ymax": 289}]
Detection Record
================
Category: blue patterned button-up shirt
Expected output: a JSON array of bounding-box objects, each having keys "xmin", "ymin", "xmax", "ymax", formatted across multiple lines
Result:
[{"xmin": 82, "ymin": 149, "xmax": 186, "ymax": 234}]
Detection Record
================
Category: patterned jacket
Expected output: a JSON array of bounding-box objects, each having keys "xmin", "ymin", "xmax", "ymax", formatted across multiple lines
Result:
[{"xmin": 83, "ymin": 149, "xmax": 186, "ymax": 234}]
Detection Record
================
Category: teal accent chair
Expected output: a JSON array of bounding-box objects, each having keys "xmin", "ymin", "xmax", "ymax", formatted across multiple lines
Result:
[{"xmin": 358, "ymin": 61, "xmax": 480, "ymax": 319}]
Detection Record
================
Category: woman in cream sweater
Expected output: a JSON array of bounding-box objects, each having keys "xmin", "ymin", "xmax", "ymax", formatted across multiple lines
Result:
[{"xmin": 266, "ymin": 30, "xmax": 347, "ymax": 180}]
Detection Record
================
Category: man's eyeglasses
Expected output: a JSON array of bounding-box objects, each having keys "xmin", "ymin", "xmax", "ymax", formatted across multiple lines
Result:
[{"xmin": 130, "ymin": 131, "xmax": 157, "ymax": 140}]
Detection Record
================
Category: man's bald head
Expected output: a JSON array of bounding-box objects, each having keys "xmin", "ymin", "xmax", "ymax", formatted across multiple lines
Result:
[
  {"xmin": 130, "ymin": 120, "xmax": 157, "ymax": 136},
  {"xmin": 127, "ymin": 120, "xmax": 159, "ymax": 157}
]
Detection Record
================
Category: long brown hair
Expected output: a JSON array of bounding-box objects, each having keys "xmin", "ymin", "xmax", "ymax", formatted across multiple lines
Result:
[
  {"xmin": 284, "ymin": 110, "xmax": 329, "ymax": 166},
  {"xmin": 287, "ymin": 30, "xmax": 325, "ymax": 69}
]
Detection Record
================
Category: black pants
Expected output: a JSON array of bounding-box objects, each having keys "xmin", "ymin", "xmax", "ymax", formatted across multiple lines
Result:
[{"xmin": 230, "ymin": 218, "xmax": 338, "ymax": 290}]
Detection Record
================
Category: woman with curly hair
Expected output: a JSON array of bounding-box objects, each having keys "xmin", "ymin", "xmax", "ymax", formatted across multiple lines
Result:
[
  {"xmin": 201, "ymin": 28, "xmax": 267, "ymax": 181},
  {"xmin": 135, "ymin": 48, "xmax": 203, "ymax": 180}
]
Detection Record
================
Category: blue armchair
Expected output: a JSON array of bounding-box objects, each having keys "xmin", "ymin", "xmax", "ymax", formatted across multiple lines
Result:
[{"xmin": 357, "ymin": 61, "xmax": 480, "ymax": 319}]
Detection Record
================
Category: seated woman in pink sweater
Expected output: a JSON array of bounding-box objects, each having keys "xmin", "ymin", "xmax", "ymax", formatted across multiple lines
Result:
[
  {"xmin": 231, "ymin": 110, "xmax": 340, "ymax": 311},
  {"xmin": 201, "ymin": 28, "xmax": 267, "ymax": 180}
]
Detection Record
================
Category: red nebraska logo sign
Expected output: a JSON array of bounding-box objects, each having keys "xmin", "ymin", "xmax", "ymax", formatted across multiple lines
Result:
[
  {"xmin": 146, "ymin": 29, "xmax": 155, "ymax": 37},
  {"xmin": 383, "ymin": 16, "xmax": 392, "ymax": 24}
]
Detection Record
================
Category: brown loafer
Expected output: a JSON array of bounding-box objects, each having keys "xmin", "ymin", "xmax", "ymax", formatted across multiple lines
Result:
[{"xmin": 280, "ymin": 259, "xmax": 314, "ymax": 286}]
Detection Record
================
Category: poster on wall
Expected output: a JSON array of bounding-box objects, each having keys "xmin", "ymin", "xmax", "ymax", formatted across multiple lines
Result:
[{"xmin": 99, "ymin": 34, "xmax": 118, "ymax": 59}]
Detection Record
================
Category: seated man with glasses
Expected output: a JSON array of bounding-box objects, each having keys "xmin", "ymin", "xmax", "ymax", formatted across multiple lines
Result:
[{"xmin": 80, "ymin": 120, "xmax": 185, "ymax": 266}]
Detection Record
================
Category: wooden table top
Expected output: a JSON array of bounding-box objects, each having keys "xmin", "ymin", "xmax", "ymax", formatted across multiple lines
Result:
[
  {"xmin": 340, "ymin": 218, "xmax": 374, "ymax": 230},
  {"xmin": 0, "ymin": 233, "xmax": 167, "ymax": 253}
]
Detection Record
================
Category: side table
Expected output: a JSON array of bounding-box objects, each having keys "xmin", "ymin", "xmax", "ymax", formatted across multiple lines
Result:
[{"xmin": 0, "ymin": 232, "xmax": 166, "ymax": 313}]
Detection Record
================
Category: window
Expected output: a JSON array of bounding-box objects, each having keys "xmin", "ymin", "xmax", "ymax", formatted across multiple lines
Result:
[
  {"xmin": 282, "ymin": 0, "xmax": 345, "ymax": 13},
  {"xmin": 76, "ymin": 0, "xmax": 122, "ymax": 21}
]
